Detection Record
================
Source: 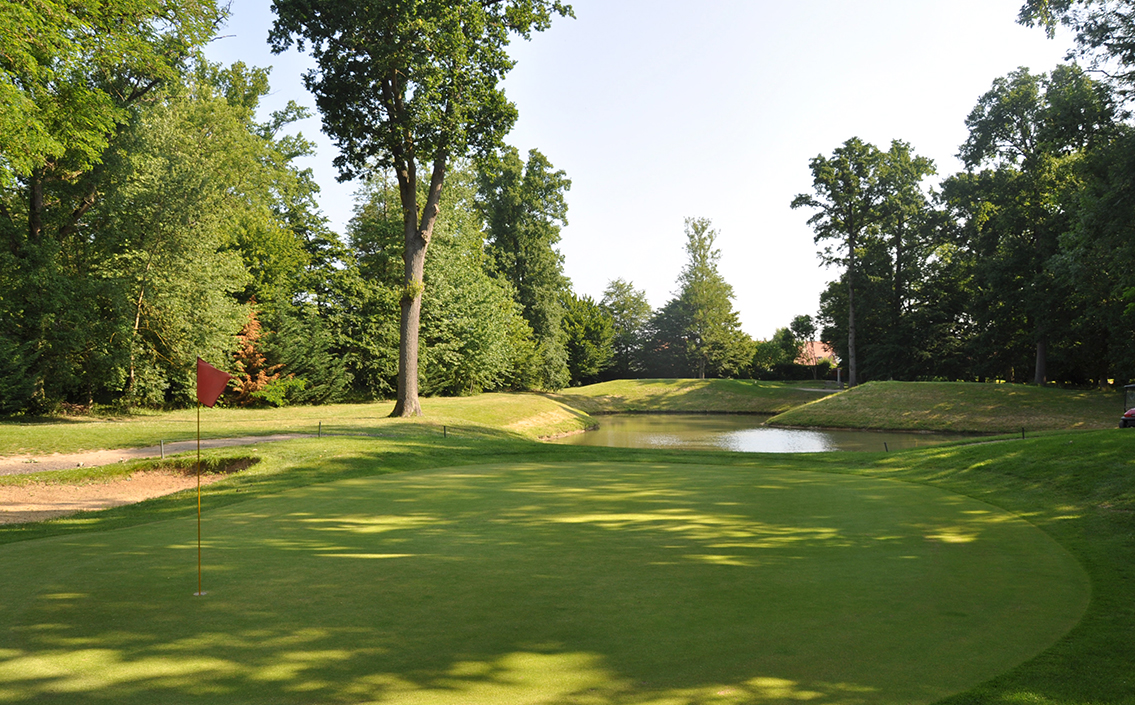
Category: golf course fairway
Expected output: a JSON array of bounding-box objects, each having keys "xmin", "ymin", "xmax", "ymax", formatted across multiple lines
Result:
[{"xmin": 0, "ymin": 461, "xmax": 1088, "ymax": 705}]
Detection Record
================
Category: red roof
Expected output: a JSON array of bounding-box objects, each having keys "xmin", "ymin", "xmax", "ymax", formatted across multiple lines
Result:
[{"xmin": 796, "ymin": 341, "xmax": 837, "ymax": 365}]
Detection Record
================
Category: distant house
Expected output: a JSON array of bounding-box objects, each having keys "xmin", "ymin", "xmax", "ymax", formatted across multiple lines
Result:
[{"xmin": 796, "ymin": 341, "xmax": 837, "ymax": 366}]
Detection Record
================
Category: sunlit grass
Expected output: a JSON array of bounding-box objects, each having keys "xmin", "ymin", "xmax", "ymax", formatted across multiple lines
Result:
[
  {"xmin": 0, "ymin": 460, "xmax": 1089, "ymax": 704},
  {"xmin": 552, "ymin": 378, "xmax": 833, "ymax": 415},
  {"xmin": 0, "ymin": 393, "xmax": 590, "ymax": 456},
  {"xmin": 768, "ymin": 380, "xmax": 1120, "ymax": 433},
  {"xmin": 2, "ymin": 391, "xmax": 1134, "ymax": 703}
]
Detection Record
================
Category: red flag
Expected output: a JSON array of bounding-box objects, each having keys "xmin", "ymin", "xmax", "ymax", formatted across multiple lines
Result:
[{"xmin": 196, "ymin": 357, "xmax": 231, "ymax": 407}]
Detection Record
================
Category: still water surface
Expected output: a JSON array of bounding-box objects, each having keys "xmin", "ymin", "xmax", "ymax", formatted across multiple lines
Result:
[{"xmin": 549, "ymin": 414, "xmax": 968, "ymax": 453}]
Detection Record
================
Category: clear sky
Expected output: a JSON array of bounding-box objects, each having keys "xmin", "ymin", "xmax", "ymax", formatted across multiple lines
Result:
[{"xmin": 203, "ymin": 1, "xmax": 1075, "ymax": 339}]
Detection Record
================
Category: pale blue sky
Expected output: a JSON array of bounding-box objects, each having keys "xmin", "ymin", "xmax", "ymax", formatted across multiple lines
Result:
[{"xmin": 205, "ymin": 1, "xmax": 1074, "ymax": 339}]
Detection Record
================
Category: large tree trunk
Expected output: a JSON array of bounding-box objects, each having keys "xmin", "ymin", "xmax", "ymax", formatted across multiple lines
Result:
[
  {"xmin": 847, "ymin": 279, "xmax": 858, "ymax": 387},
  {"xmin": 389, "ymin": 154, "xmax": 447, "ymax": 418},
  {"xmin": 1034, "ymin": 338, "xmax": 1047, "ymax": 385},
  {"xmin": 846, "ymin": 235, "xmax": 858, "ymax": 388},
  {"xmin": 28, "ymin": 169, "xmax": 44, "ymax": 241},
  {"xmin": 391, "ymin": 233, "xmax": 427, "ymax": 417}
]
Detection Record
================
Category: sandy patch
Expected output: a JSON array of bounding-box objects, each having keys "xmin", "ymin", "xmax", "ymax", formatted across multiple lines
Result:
[
  {"xmin": 0, "ymin": 434, "xmax": 311, "ymax": 477},
  {"xmin": 505, "ymin": 408, "xmax": 580, "ymax": 431},
  {"xmin": 0, "ymin": 471, "xmax": 229, "ymax": 525}
]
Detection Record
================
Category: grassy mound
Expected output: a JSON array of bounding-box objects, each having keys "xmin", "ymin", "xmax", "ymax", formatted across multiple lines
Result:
[
  {"xmin": 768, "ymin": 380, "xmax": 1120, "ymax": 433},
  {"xmin": 552, "ymin": 378, "xmax": 832, "ymax": 415}
]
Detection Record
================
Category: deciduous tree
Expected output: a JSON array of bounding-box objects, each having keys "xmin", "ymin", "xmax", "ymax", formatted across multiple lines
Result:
[
  {"xmin": 270, "ymin": 0, "xmax": 572, "ymax": 416},
  {"xmin": 477, "ymin": 146, "xmax": 573, "ymax": 390},
  {"xmin": 600, "ymin": 278, "xmax": 652, "ymax": 378},
  {"xmin": 792, "ymin": 138, "xmax": 885, "ymax": 386}
]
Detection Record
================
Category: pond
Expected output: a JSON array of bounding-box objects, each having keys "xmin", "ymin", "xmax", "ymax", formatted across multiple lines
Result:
[{"xmin": 547, "ymin": 414, "xmax": 969, "ymax": 453}]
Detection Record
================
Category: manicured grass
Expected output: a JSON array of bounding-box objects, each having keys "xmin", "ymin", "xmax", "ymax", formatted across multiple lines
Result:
[
  {"xmin": 768, "ymin": 380, "xmax": 1121, "ymax": 433},
  {"xmin": 0, "ymin": 459, "xmax": 1088, "ymax": 704},
  {"xmin": 2, "ymin": 396, "xmax": 1134, "ymax": 703},
  {"xmin": 0, "ymin": 393, "xmax": 591, "ymax": 456},
  {"xmin": 552, "ymin": 378, "xmax": 833, "ymax": 415}
]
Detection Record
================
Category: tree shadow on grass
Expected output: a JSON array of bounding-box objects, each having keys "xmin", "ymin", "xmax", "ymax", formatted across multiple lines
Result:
[{"xmin": 0, "ymin": 458, "xmax": 1091, "ymax": 704}]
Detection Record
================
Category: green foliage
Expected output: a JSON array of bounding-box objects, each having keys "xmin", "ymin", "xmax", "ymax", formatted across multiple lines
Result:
[
  {"xmin": 478, "ymin": 146, "xmax": 573, "ymax": 390},
  {"xmin": 263, "ymin": 308, "xmax": 352, "ymax": 405},
  {"xmin": 940, "ymin": 64, "xmax": 1121, "ymax": 384},
  {"xmin": 0, "ymin": 0, "xmax": 225, "ymax": 183},
  {"xmin": 1019, "ymin": 0, "xmax": 1135, "ymax": 93},
  {"xmin": 0, "ymin": 334, "xmax": 36, "ymax": 415},
  {"xmin": 646, "ymin": 218, "xmax": 752, "ymax": 379},
  {"xmin": 269, "ymin": 0, "xmax": 572, "ymax": 415},
  {"xmin": 421, "ymin": 232, "xmax": 533, "ymax": 396},
  {"xmin": 562, "ymin": 293, "xmax": 614, "ymax": 386},
  {"xmin": 251, "ymin": 376, "xmax": 306, "ymax": 407},
  {"xmin": 346, "ymin": 164, "xmax": 539, "ymax": 398},
  {"xmin": 600, "ymin": 278, "xmax": 652, "ymax": 378},
  {"xmin": 751, "ymin": 327, "xmax": 804, "ymax": 380}
]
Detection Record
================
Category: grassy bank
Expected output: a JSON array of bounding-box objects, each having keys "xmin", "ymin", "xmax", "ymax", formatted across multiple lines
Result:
[
  {"xmin": 552, "ymin": 378, "xmax": 832, "ymax": 415},
  {"xmin": 0, "ymin": 392, "xmax": 591, "ymax": 457},
  {"xmin": 2, "ymin": 389, "xmax": 1134, "ymax": 702},
  {"xmin": 768, "ymin": 380, "xmax": 1120, "ymax": 433}
]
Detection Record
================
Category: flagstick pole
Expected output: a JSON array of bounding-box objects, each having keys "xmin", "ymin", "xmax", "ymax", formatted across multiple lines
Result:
[{"xmin": 196, "ymin": 400, "xmax": 204, "ymax": 597}]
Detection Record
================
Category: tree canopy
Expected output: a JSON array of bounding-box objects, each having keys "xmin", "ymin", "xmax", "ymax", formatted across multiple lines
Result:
[{"xmin": 269, "ymin": 0, "xmax": 572, "ymax": 416}]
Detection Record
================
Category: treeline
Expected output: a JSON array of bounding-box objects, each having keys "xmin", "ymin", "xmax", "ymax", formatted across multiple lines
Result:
[
  {"xmin": 790, "ymin": 1, "xmax": 1135, "ymax": 387},
  {"xmin": 795, "ymin": 62, "xmax": 1135, "ymax": 387},
  {"xmin": 10, "ymin": 0, "xmax": 1135, "ymax": 413},
  {"xmin": 0, "ymin": 0, "xmax": 761, "ymax": 414}
]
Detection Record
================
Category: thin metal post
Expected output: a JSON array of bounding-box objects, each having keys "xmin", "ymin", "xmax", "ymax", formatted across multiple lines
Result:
[
  {"xmin": 160, "ymin": 440, "xmax": 165, "ymax": 459},
  {"xmin": 318, "ymin": 421, "xmax": 322, "ymax": 438},
  {"xmin": 195, "ymin": 402, "xmax": 204, "ymax": 597}
]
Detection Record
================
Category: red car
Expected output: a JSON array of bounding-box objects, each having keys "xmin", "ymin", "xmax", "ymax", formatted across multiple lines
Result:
[{"xmin": 1122, "ymin": 385, "xmax": 1135, "ymax": 428}]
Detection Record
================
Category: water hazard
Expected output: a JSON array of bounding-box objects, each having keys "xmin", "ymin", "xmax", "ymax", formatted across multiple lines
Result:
[{"xmin": 548, "ymin": 413, "xmax": 969, "ymax": 453}]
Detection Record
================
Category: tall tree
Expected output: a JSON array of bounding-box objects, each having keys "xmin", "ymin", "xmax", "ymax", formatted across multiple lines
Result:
[
  {"xmin": 873, "ymin": 140, "xmax": 937, "ymax": 378},
  {"xmin": 647, "ymin": 218, "xmax": 751, "ymax": 379},
  {"xmin": 562, "ymin": 293, "xmax": 614, "ymax": 386},
  {"xmin": 1020, "ymin": 0, "xmax": 1135, "ymax": 92},
  {"xmin": 347, "ymin": 163, "xmax": 537, "ymax": 397},
  {"xmin": 477, "ymin": 146, "xmax": 573, "ymax": 390},
  {"xmin": 956, "ymin": 64, "xmax": 1118, "ymax": 383},
  {"xmin": 600, "ymin": 278, "xmax": 652, "ymax": 378},
  {"xmin": 0, "ymin": 0, "xmax": 225, "ymax": 411},
  {"xmin": 270, "ymin": 0, "xmax": 572, "ymax": 416},
  {"xmin": 792, "ymin": 137, "xmax": 885, "ymax": 387},
  {"xmin": 790, "ymin": 314, "xmax": 820, "ymax": 379}
]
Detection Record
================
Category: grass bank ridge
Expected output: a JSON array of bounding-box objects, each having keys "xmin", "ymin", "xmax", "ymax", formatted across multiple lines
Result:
[{"xmin": 768, "ymin": 380, "xmax": 1121, "ymax": 434}]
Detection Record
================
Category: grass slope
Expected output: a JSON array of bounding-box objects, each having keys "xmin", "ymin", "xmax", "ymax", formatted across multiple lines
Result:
[
  {"xmin": 768, "ymin": 380, "xmax": 1120, "ymax": 433},
  {"xmin": 1, "ymin": 393, "xmax": 1134, "ymax": 703},
  {"xmin": 552, "ymin": 378, "xmax": 832, "ymax": 415},
  {"xmin": 0, "ymin": 393, "xmax": 591, "ymax": 457}
]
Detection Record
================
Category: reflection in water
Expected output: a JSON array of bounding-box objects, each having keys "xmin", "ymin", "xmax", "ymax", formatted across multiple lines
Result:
[{"xmin": 549, "ymin": 414, "xmax": 969, "ymax": 453}]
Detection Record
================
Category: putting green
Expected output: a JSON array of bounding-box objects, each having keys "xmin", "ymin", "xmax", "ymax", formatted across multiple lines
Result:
[{"xmin": 0, "ymin": 462, "xmax": 1088, "ymax": 704}]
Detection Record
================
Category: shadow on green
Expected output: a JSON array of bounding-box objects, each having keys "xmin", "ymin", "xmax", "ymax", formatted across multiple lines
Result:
[{"xmin": 0, "ymin": 460, "xmax": 1088, "ymax": 704}]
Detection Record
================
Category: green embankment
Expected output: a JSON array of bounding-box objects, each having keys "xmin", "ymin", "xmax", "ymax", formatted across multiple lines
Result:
[
  {"xmin": 0, "ymin": 392, "xmax": 591, "ymax": 457},
  {"xmin": 552, "ymin": 378, "xmax": 832, "ymax": 415},
  {"xmin": 768, "ymin": 380, "xmax": 1120, "ymax": 433}
]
